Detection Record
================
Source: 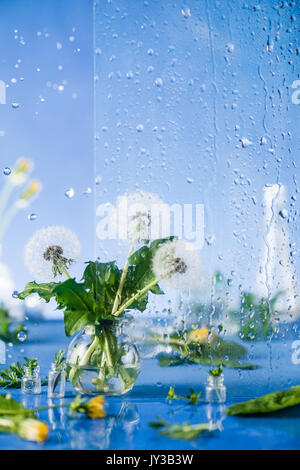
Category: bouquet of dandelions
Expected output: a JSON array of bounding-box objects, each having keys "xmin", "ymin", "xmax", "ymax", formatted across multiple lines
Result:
[{"xmin": 18, "ymin": 192, "xmax": 202, "ymax": 396}]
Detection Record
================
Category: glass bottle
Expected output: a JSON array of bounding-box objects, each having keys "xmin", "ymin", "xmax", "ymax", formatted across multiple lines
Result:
[
  {"xmin": 47, "ymin": 363, "xmax": 66, "ymax": 399},
  {"xmin": 205, "ymin": 374, "xmax": 226, "ymax": 403},
  {"xmin": 0, "ymin": 340, "xmax": 5, "ymax": 365},
  {"xmin": 21, "ymin": 365, "xmax": 41, "ymax": 395}
]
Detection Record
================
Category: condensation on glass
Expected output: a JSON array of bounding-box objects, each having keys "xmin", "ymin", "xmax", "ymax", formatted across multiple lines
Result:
[{"xmin": 94, "ymin": 0, "xmax": 300, "ymax": 397}]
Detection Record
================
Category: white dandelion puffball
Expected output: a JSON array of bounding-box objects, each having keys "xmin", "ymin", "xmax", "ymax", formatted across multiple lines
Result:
[
  {"xmin": 116, "ymin": 191, "xmax": 167, "ymax": 242},
  {"xmin": 152, "ymin": 240, "xmax": 202, "ymax": 290},
  {"xmin": 24, "ymin": 226, "xmax": 81, "ymax": 281}
]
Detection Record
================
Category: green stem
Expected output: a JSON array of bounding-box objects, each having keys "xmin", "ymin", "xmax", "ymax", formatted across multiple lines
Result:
[
  {"xmin": 104, "ymin": 333, "xmax": 113, "ymax": 368},
  {"xmin": 0, "ymin": 404, "xmax": 69, "ymax": 417},
  {"xmin": 60, "ymin": 265, "xmax": 71, "ymax": 280},
  {"xmin": 69, "ymin": 336, "xmax": 100, "ymax": 383},
  {"xmin": 113, "ymin": 275, "xmax": 164, "ymax": 317},
  {"xmin": 0, "ymin": 203, "xmax": 19, "ymax": 241},
  {"xmin": 111, "ymin": 239, "xmax": 137, "ymax": 316}
]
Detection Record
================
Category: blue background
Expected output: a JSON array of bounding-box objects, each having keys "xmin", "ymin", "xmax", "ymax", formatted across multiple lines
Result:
[{"xmin": 0, "ymin": 0, "xmax": 94, "ymax": 290}]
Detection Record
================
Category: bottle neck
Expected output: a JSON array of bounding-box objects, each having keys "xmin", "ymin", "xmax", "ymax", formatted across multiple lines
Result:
[
  {"xmin": 207, "ymin": 374, "xmax": 224, "ymax": 387},
  {"xmin": 24, "ymin": 366, "xmax": 39, "ymax": 377}
]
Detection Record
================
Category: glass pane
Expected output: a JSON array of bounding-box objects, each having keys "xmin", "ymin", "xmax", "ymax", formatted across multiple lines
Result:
[{"xmin": 94, "ymin": 0, "xmax": 300, "ymax": 397}]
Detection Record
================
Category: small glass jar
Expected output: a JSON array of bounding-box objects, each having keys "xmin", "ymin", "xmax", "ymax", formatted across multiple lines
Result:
[
  {"xmin": 21, "ymin": 366, "xmax": 41, "ymax": 395},
  {"xmin": 47, "ymin": 363, "xmax": 66, "ymax": 399},
  {"xmin": 0, "ymin": 340, "xmax": 5, "ymax": 364},
  {"xmin": 205, "ymin": 374, "xmax": 226, "ymax": 403}
]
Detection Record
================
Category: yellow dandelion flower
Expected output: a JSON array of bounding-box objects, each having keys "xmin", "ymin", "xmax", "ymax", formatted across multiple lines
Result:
[
  {"xmin": 17, "ymin": 418, "xmax": 49, "ymax": 443},
  {"xmin": 86, "ymin": 396, "xmax": 106, "ymax": 419},
  {"xmin": 188, "ymin": 326, "xmax": 215, "ymax": 344},
  {"xmin": 10, "ymin": 158, "xmax": 34, "ymax": 186}
]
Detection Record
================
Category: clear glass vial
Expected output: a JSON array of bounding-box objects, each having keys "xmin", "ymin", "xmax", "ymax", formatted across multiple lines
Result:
[
  {"xmin": 47, "ymin": 363, "xmax": 66, "ymax": 399},
  {"xmin": 21, "ymin": 365, "xmax": 41, "ymax": 395},
  {"xmin": 205, "ymin": 374, "xmax": 226, "ymax": 403}
]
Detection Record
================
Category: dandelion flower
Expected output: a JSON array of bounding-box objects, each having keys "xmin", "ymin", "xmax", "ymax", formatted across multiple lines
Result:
[
  {"xmin": 188, "ymin": 327, "xmax": 215, "ymax": 344},
  {"xmin": 17, "ymin": 418, "xmax": 49, "ymax": 443},
  {"xmin": 86, "ymin": 396, "xmax": 106, "ymax": 419},
  {"xmin": 69, "ymin": 394, "xmax": 106, "ymax": 419},
  {"xmin": 24, "ymin": 226, "xmax": 81, "ymax": 281},
  {"xmin": 117, "ymin": 191, "xmax": 166, "ymax": 242},
  {"xmin": 152, "ymin": 240, "xmax": 202, "ymax": 290},
  {"xmin": 10, "ymin": 158, "xmax": 34, "ymax": 186},
  {"xmin": 17, "ymin": 180, "xmax": 42, "ymax": 208}
]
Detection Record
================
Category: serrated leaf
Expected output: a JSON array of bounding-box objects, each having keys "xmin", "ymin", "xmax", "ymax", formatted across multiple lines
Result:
[
  {"xmin": 54, "ymin": 279, "xmax": 96, "ymax": 336},
  {"xmin": 82, "ymin": 261, "xmax": 121, "ymax": 319},
  {"xmin": 18, "ymin": 281, "xmax": 58, "ymax": 303}
]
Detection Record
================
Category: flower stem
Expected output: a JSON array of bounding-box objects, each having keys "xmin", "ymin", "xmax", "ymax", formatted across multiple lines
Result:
[
  {"xmin": 68, "ymin": 336, "xmax": 100, "ymax": 383},
  {"xmin": 111, "ymin": 238, "xmax": 137, "ymax": 316},
  {"xmin": 60, "ymin": 265, "xmax": 72, "ymax": 280},
  {"xmin": 113, "ymin": 275, "xmax": 164, "ymax": 317}
]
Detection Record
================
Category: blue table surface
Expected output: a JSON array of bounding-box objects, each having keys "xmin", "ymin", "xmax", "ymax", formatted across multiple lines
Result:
[{"xmin": 1, "ymin": 320, "xmax": 300, "ymax": 450}]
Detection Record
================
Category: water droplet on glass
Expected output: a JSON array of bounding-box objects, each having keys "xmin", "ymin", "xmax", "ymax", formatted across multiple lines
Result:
[
  {"xmin": 11, "ymin": 102, "xmax": 20, "ymax": 109},
  {"xmin": 17, "ymin": 331, "xmax": 27, "ymax": 343},
  {"xmin": 225, "ymin": 43, "xmax": 235, "ymax": 53},
  {"xmin": 95, "ymin": 175, "xmax": 102, "ymax": 185},
  {"xmin": 240, "ymin": 137, "xmax": 253, "ymax": 148},
  {"xmin": 65, "ymin": 188, "xmax": 75, "ymax": 199},
  {"xmin": 205, "ymin": 235, "xmax": 216, "ymax": 246},
  {"xmin": 154, "ymin": 77, "xmax": 163, "ymax": 87},
  {"xmin": 3, "ymin": 167, "xmax": 11, "ymax": 176},
  {"xmin": 181, "ymin": 8, "xmax": 191, "ymax": 18},
  {"xmin": 186, "ymin": 177, "xmax": 194, "ymax": 184},
  {"xmin": 27, "ymin": 213, "xmax": 37, "ymax": 221},
  {"xmin": 12, "ymin": 291, "xmax": 18, "ymax": 299},
  {"xmin": 83, "ymin": 187, "xmax": 92, "ymax": 196},
  {"xmin": 126, "ymin": 71, "xmax": 134, "ymax": 79},
  {"xmin": 136, "ymin": 124, "xmax": 144, "ymax": 132},
  {"xmin": 279, "ymin": 209, "xmax": 288, "ymax": 219}
]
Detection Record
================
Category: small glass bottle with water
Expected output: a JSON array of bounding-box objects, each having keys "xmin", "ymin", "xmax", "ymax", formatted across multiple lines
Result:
[
  {"xmin": 47, "ymin": 363, "xmax": 66, "ymax": 399},
  {"xmin": 205, "ymin": 373, "xmax": 226, "ymax": 404},
  {"xmin": 21, "ymin": 365, "xmax": 41, "ymax": 395}
]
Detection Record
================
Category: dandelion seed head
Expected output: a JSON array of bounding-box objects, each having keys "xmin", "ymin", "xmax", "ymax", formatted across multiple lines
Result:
[
  {"xmin": 152, "ymin": 240, "xmax": 202, "ymax": 290},
  {"xmin": 24, "ymin": 226, "xmax": 81, "ymax": 281}
]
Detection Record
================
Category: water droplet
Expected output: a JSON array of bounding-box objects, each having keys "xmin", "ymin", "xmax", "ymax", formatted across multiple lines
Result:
[
  {"xmin": 65, "ymin": 188, "xmax": 75, "ymax": 199},
  {"xmin": 181, "ymin": 8, "xmax": 191, "ymax": 18},
  {"xmin": 205, "ymin": 235, "xmax": 215, "ymax": 246},
  {"xmin": 154, "ymin": 77, "xmax": 163, "ymax": 87},
  {"xmin": 147, "ymin": 48, "xmax": 154, "ymax": 55},
  {"xmin": 186, "ymin": 177, "xmax": 194, "ymax": 184},
  {"xmin": 279, "ymin": 209, "xmax": 288, "ymax": 219},
  {"xmin": 3, "ymin": 167, "xmax": 11, "ymax": 176},
  {"xmin": 225, "ymin": 43, "xmax": 235, "ymax": 53},
  {"xmin": 12, "ymin": 291, "xmax": 19, "ymax": 299},
  {"xmin": 69, "ymin": 35, "xmax": 75, "ymax": 42},
  {"xmin": 126, "ymin": 71, "xmax": 134, "ymax": 79},
  {"xmin": 11, "ymin": 102, "xmax": 20, "ymax": 109},
  {"xmin": 240, "ymin": 137, "xmax": 253, "ymax": 148},
  {"xmin": 27, "ymin": 213, "xmax": 37, "ymax": 221},
  {"xmin": 136, "ymin": 124, "xmax": 144, "ymax": 132},
  {"xmin": 95, "ymin": 175, "xmax": 102, "ymax": 185},
  {"xmin": 17, "ymin": 331, "xmax": 27, "ymax": 343},
  {"xmin": 83, "ymin": 187, "xmax": 92, "ymax": 196}
]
